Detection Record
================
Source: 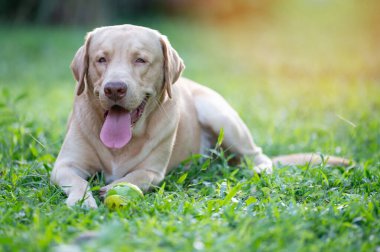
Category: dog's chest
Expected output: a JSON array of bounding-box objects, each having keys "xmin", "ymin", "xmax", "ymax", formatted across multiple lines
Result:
[{"xmin": 104, "ymin": 160, "xmax": 129, "ymax": 183}]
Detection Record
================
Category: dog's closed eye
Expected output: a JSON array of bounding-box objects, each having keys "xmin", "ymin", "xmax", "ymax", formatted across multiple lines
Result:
[
  {"xmin": 135, "ymin": 58, "xmax": 146, "ymax": 64},
  {"xmin": 98, "ymin": 57, "xmax": 107, "ymax": 63}
]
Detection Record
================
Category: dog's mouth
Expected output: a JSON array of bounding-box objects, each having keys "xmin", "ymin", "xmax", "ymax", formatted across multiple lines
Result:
[{"xmin": 100, "ymin": 95, "xmax": 149, "ymax": 149}]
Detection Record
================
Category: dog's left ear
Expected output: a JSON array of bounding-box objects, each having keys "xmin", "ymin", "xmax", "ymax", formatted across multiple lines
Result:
[
  {"xmin": 160, "ymin": 36, "xmax": 185, "ymax": 98},
  {"xmin": 71, "ymin": 32, "xmax": 92, "ymax": 96}
]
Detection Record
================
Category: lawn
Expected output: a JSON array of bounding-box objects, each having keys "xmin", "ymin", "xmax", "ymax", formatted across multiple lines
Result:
[{"xmin": 0, "ymin": 1, "xmax": 379, "ymax": 251}]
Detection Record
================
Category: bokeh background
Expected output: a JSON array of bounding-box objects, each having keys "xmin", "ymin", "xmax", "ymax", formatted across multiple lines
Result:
[
  {"xmin": 0, "ymin": 0, "xmax": 379, "ymax": 157},
  {"xmin": 2, "ymin": 0, "xmax": 379, "ymax": 78}
]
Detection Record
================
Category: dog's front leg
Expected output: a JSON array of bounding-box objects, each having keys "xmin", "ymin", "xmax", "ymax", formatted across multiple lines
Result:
[{"xmin": 51, "ymin": 164, "xmax": 98, "ymax": 208}]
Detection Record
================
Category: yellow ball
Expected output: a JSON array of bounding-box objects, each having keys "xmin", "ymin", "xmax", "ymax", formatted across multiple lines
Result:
[
  {"xmin": 104, "ymin": 182, "xmax": 144, "ymax": 210},
  {"xmin": 104, "ymin": 195, "xmax": 128, "ymax": 209}
]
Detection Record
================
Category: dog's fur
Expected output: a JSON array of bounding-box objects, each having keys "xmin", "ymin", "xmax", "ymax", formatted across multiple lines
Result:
[{"xmin": 51, "ymin": 25, "xmax": 349, "ymax": 208}]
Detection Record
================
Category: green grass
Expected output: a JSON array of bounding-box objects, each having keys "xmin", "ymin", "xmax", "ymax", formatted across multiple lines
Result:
[{"xmin": 1, "ymin": 1, "xmax": 380, "ymax": 251}]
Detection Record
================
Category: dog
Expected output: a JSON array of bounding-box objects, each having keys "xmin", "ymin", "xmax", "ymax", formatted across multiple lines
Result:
[{"xmin": 51, "ymin": 24, "xmax": 349, "ymax": 208}]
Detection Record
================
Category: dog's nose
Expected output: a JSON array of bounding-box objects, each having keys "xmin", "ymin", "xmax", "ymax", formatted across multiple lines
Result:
[{"xmin": 104, "ymin": 82, "xmax": 127, "ymax": 101}]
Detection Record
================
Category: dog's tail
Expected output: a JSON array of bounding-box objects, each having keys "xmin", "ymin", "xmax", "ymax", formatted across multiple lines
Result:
[{"xmin": 271, "ymin": 153, "xmax": 351, "ymax": 166}]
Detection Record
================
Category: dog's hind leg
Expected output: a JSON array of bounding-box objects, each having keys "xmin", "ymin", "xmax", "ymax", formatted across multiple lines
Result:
[{"xmin": 193, "ymin": 86, "xmax": 272, "ymax": 173}]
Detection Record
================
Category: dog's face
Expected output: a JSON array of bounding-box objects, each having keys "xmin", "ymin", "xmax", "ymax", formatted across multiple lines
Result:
[{"xmin": 70, "ymin": 25, "xmax": 184, "ymax": 149}]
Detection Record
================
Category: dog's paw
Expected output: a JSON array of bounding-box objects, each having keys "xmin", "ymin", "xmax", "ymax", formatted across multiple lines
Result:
[
  {"xmin": 253, "ymin": 163, "xmax": 273, "ymax": 174},
  {"xmin": 253, "ymin": 154, "xmax": 273, "ymax": 174},
  {"xmin": 66, "ymin": 192, "xmax": 98, "ymax": 209},
  {"xmin": 99, "ymin": 185, "xmax": 112, "ymax": 199}
]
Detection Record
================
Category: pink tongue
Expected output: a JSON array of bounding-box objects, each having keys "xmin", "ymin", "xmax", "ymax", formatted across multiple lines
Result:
[{"xmin": 100, "ymin": 108, "xmax": 132, "ymax": 149}]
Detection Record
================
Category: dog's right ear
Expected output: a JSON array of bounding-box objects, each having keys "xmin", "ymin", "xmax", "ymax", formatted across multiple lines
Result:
[{"xmin": 71, "ymin": 33, "xmax": 92, "ymax": 96}]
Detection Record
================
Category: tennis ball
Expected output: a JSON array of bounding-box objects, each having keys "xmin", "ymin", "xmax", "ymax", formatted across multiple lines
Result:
[{"xmin": 104, "ymin": 182, "xmax": 143, "ymax": 210}]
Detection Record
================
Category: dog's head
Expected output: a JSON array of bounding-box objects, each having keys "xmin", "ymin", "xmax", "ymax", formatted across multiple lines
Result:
[{"xmin": 71, "ymin": 25, "xmax": 184, "ymax": 149}]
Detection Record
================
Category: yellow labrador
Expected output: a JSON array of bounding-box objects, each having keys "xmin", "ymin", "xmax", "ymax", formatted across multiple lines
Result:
[{"xmin": 51, "ymin": 25, "xmax": 348, "ymax": 208}]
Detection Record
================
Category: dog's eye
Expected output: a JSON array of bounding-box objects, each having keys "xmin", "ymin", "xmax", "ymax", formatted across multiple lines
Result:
[
  {"xmin": 98, "ymin": 57, "xmax": 107, "ymax": 63},
  {"xmin": 135, "ymin": 58, "xmax": 146, "ymax": 64}
]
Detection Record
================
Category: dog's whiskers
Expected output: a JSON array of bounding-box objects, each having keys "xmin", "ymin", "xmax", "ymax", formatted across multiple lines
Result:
[{"xmin": 153, "ymin": 97, "xmax": 170, "ymax": 121}]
